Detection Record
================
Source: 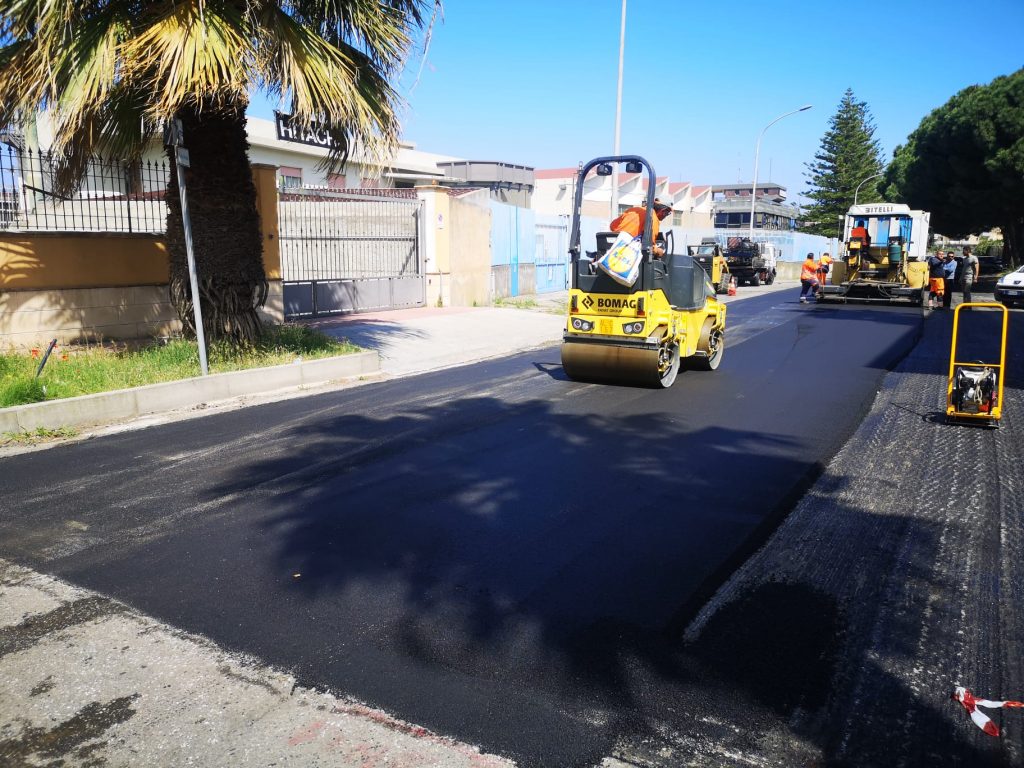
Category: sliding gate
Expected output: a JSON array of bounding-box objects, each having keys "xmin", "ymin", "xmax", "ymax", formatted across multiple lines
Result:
[{"xmin": 279, "ymin": 189, "xmax": 425, "ymax": 317}]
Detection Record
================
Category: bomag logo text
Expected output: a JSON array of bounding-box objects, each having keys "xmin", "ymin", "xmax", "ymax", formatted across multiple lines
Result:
[{"xmin": 596, "ymin": 298, "xmax": 638, "ymax": 310}]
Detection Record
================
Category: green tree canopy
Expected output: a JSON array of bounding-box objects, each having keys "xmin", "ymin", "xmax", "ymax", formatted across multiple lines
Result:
[
  {"xmin": 0, "ymin": 0, "xmax": 435, "ymax": 343},
  {"xmin": 801, "ymin": 88, "xmax": 885, "ymax": 237},
  {"xmin": 884, "ymin": 68, "xmax": 1023, "ymax": 265}
]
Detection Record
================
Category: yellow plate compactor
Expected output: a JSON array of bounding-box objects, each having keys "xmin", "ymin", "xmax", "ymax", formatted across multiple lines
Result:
[
  {"xmin": 946, "ymin": 302, "xmax": 1009, "ymax": 427},
  {"xmin": 560, "ymin": 156, "xmax": 726, "ymax": 388}
]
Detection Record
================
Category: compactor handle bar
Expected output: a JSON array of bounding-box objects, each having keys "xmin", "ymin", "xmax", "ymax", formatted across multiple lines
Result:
[{"xmin": 568, "ymin": 155, "xmax": 657, "ymax": 259}]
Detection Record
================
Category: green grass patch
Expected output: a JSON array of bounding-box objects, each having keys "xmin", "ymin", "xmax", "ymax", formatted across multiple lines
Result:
[
  {"xmin": 0, "ymin": 324, "xmax": 359, "ymax": 408},
  {"xmin": 1, "ymin": 426, "xmax": 79, "ymax": 446},
  {"xmin": 493, "ymin": 297, "xmax": 539, "ymax": 309}
]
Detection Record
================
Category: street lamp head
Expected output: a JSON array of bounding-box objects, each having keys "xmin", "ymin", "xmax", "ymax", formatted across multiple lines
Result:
[{"xmin": 748, "ymin": 104, "xmax": 813, "ymax": 238}]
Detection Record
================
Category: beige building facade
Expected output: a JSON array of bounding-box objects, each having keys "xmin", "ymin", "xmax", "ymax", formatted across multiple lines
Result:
[{"xmin": 532, "ymin": 167, "xmax": 714, "ymax": 228}]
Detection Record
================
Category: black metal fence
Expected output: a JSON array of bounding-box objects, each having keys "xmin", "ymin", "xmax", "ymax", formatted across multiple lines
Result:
[{"xmin": 0, "ymin": 144, "xmax": 169, "ymax": 233}]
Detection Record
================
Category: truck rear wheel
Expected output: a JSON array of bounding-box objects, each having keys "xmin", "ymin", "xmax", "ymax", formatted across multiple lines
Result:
[{"xmin": 750, "ymin": 273, "xmax": 761, "ymax": 287}]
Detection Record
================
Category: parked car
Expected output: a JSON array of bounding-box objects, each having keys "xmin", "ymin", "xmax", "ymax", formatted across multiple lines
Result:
[
  {"xmin": 994, "ymin": 264, "xmax": 1024, "ymax": 307},
  {"xmin": 977, "ymin": 253, "xmax": 1005, "ymax": 275}
]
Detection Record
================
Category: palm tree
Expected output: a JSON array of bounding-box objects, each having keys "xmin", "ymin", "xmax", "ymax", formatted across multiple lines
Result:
[{"xmin": 0, "ymin": 0, "xmax": 434, "ymax": 344}]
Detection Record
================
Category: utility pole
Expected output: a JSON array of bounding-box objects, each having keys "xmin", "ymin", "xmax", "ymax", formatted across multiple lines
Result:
[{"xmin": 610, "ymin": 0, "xmax": 626, "ymax": 220}]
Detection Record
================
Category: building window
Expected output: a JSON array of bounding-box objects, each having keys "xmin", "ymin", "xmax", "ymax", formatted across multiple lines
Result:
[
  {"xmin": 673, "ymin": 211, "xmax": 683, "ymax": 226},
  {"xmin": 279, "ymin": 166, "xmax": 302, "ymax": 189}
]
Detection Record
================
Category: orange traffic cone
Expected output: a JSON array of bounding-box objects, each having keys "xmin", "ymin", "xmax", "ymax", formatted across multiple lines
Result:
[{"xmin": 727, "ymin": 276, "xmax": 737, "ymax": 296}]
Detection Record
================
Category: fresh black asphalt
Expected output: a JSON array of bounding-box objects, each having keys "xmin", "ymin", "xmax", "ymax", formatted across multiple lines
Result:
[{"xmin": 0, "ymin": 292, "xmax": 924, "ymax": 766}]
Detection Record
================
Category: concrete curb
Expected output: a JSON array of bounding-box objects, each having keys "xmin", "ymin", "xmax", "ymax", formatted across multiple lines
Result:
[{"xmin": 0, "ymin": 351, "xmax": 379, "ymax": 433}]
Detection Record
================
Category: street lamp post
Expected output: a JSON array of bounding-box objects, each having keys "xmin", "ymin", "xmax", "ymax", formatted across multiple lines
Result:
[
  {"xmin": 610, "ymin": 0, "xmax": 626, "ymax": 220},
  {"xmin": 749, "ymin": 104, "xmax": 813, "ymax": 240},
  {"xmin": 853, "ymin": 172, "xmax": 884, "ymax": 208}
]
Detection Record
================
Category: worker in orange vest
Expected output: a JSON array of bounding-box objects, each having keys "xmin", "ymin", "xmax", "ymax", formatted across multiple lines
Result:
[
  {"xmin": 610, "ymin": 199, "xmax": 672, "ymax": 257},
  {"xmin": 816, "ymin": 253, "xmax": 833, "ymax": 297},
  {"xmin": 799, "ymin": 252, "xmax": 819, "ymax": 303},
  {"xmin": 850, "ymin": 220, "xmax": 871, "ymax": 249}
]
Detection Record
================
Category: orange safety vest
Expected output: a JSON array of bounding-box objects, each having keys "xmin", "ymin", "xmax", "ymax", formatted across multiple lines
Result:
[
  {"xmin": 801, "ymin": 259, "xmax": 818, "ymax": 281},
  {"xmin": 610, "ymin": 206, "xmax": 659, "ymax": 242}
]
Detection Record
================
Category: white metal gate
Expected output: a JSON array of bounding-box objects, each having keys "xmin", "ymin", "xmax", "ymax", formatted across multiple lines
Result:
[{"xmin": 279, "ymin": 189, "xmax": 425, "ymax": 317}]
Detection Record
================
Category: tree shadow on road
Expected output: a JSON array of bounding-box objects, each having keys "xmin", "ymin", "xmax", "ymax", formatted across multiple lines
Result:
[{"xmin": 302, "ymin": 316, "xmax": 429, "ymax": 353}]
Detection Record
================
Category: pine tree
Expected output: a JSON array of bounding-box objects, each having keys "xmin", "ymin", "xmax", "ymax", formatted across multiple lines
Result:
[{"xmin": 801, "ymin": 89, "xmax": 885, "ymax": 237}]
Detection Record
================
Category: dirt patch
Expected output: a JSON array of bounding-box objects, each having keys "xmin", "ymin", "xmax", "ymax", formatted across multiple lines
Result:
[
  {"xmin": 0, "ymin": 596, "xmax": 123, "ymax": 660},
  {"xmin": 0, "ymin": 695, "xmax": 138, "ymax": 767}
]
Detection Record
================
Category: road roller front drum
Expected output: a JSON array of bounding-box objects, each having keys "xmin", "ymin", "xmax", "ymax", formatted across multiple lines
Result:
[{"xmin": 560, "ymin": 335, "xmax": 680, "ymax": 389}]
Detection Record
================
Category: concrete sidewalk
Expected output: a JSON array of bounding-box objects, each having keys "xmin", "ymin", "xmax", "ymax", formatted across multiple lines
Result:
[{"xmin": 304, "ymin": 301, "xmax": 566, "ymax": 377}]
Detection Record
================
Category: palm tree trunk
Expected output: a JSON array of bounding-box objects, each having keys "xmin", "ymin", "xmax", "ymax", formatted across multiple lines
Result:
[
  {"xmin": 166, "ymin": 100, "xmax": 267, "ymax": 345},
  {"xmin": 1005, "ymin": 216, "xmax": 1023, "ymax": 269}
]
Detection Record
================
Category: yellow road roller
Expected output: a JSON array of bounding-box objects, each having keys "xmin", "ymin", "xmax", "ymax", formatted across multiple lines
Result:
[{"xmin": 561, "ymin": 155, "xmax": 726, "ymax": 388}]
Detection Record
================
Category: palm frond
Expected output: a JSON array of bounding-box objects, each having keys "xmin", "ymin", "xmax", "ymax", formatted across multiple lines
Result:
[
  {"xmin": 1, "ymin": 0, "xmax": 435, "ymax": 185},
  {"xmin": 256, "ymin": 4, "xmax": 402, "ymax": 169},
  {"xmin": 287, "ymin": 0, "xmax": 429, "ymax": 71},
  {"xmin": 123, "ymin": 0, "xmax": 251, "ymax": 117}
]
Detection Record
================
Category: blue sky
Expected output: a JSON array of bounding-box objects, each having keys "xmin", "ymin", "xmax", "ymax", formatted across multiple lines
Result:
[{"xmin": 249, "ymin": 0, "xmax": 1024, "ymax": 203}]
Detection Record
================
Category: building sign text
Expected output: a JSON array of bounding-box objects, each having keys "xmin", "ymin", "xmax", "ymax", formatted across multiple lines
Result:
[{"xmin": 275, "ymin": 112, "xmax": 340, "ymax": 150}]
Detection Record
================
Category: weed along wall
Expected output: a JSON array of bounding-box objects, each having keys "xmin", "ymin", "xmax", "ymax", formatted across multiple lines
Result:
[{"xmin": 0, "ymin": 165, "xmax": 283, "ymax": 348}]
